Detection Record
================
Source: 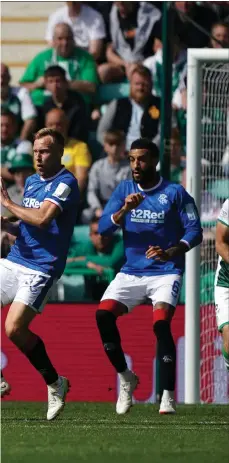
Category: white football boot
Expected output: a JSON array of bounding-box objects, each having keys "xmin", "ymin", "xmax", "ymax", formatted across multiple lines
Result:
[
  {"xmin": 1, "ymin": 377, "xmax": 11, "ymax": 397},
  {"xmin": 159, "ymin": 390, "xmax": 176, "ymax": 414},
  {"xmin": 47, "ymin": 376, "xmax": 69, "ymax": 421},
  {"xmin": 116, "ymin": 370, "xmax": 139, "ymax": 415}
]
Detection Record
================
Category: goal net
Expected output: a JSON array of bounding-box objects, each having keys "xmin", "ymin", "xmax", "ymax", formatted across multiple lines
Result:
[{"xmin": 200, "ymin": 62, "xmax": 229, "ymax": 403}]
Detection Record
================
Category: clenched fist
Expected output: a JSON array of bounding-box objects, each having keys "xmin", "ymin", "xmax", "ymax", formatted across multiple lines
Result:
[{"xmin": 123, "ymin": 193, "xmax": 145, "ymax": 212}]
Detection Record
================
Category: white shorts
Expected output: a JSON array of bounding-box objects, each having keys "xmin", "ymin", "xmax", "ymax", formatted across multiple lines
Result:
[
  {"xmin": 214, "ymin": 285, "xmax": 229, "ymax": 331},
  {"xmin": 0, "ymin": 259, "xmax": 55, "ymax": 313},
  {"xmin": 101, "ymin": 273, "xmax": 182, "ymax": 311}
]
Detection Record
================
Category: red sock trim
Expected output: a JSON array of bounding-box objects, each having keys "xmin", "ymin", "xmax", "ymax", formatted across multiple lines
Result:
[
  {"xmin": 99, "ymin": 299, "xmax": 128, "ymax": 317},
  {"xmin": 153, "ymin": 308, "xmax": 170, "ymax": 324}
]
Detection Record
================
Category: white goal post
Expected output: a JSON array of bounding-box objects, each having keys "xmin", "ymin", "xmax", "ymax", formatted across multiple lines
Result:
[{"xmin": 185, "ymin": 49, "xmax": 229, "ymax": 404}]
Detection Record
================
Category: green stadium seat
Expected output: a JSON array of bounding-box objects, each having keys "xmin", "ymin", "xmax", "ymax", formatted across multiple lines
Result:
[
  {"xmin": 71, "ymin": 225, "xmax": 90, "ymax": 246},
  {"xmin": 59, "ymin": 274, "xmax": 86, "ymax": 302},
  {"xmin": 97, "ymin": 82, "xmax": 130, "ymax": 105}
]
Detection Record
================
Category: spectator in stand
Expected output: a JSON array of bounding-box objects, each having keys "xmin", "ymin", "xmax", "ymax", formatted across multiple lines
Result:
[
  {"xmin": 20, "ymin": 23, "xmax": 99, "ymax": 106},
  {"xmin": 169, "ymin": 128, "xmax": 185, "ymax": 184},
  {"xmin": 65, "ymin": 215, "xmax": 124, "ymax": 300},
  {"xmin": 173, "ymin": 2, "xmax": 218, "ymax": 48},
  {"xmin": 97, "ymin": 65, "xmax": 160, "ymax": 150},
  {"xmin": 82, "ymin": 130, "xmax": 130, "ymax": 224},
  {"xmin": 210, "ymin": 22, "xmax": 229, "ymax": 48},
  {"xmin": 98, "ymin": 1, "xmax": 161, "ymax": 83},
  {"xmin": 45, "ymin": 2, "xmax": 106, "ymax": 62},
  {"xmin": 38, "ymin": 65, "xmax": 88, "ymax": 142},
  {"xmin": 1, "ymin": 110, "xmax": 32, "ymax": 184},
  {"xmin": 1, "ymin": 152, "xmax": 35, "ymax": 218},
  {"xmin": 144, "ymin": 35, "xmax": 187, "ymax": 100},
  {"xmin": 173, "ymin": 21, "xmax": 229, "ymax": 152},
  {"xmin": 45, "ymin": 108, "xmax": 91, "ymax": 194},
  {"xmin": 1, "ymin": 63, "xmax": 37, "ymax": 140}
]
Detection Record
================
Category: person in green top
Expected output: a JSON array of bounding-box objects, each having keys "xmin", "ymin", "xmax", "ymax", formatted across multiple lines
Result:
[
  {"xmin": 214, "ymin": 199, "xmax": 229, "ymax": 374},
  {"xmin": 1, "ymin": 109, "xmax": 19, "ymax": 183},
  {"xmin": 65, "ymin": 216, "xmax": 124, "ymax": 301},
  {"xmin": 1, "ymin": 63, "xmax": 37, "ymax": 140},
  {"xmin": 20, "ymin": 23, "xmax": 99, "ymax": 107}
]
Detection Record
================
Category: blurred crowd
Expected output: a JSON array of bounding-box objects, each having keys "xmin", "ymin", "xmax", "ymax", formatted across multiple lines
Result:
[{"xmin": 1, "ymin": 1, "xmax": 229, "ymax": 301}]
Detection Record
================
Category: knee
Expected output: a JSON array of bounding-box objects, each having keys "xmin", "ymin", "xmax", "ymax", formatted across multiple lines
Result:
[{"xmin": 5, "ymin": 320, "xmax": 22, "ymax": 341}]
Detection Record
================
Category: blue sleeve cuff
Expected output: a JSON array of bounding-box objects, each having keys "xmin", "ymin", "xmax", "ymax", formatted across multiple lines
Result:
[
  {"xmin": 180, "ymin": 239, "xmax": 191, "ymax": 249},
  {"xmin": 98, "ymin": 214, "xmax": 120, "ymax": 235}
]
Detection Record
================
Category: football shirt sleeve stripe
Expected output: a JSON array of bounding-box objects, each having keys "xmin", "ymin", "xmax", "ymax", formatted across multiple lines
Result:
[{"xmin": 44, "ymin": 198, "xmax": 63, "ymax": 212}]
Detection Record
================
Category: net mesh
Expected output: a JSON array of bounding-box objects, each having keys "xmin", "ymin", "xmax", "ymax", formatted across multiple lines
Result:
[{"xmin": 200, "ymin": 62, "xmax": 229, "ymax": 403}]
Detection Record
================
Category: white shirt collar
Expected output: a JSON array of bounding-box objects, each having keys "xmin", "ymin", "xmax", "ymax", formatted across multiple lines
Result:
[
  {"xmin": 40, "ymin": 167, "xmax": 66, "ymax": 182},
  {"xmin": 137, "ymin": 177, "xmax": 163, "ymax": 192}
]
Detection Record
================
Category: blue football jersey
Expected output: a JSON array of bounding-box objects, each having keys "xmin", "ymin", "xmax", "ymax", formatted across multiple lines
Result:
[
  {"xmin": 7, "ymin": 167, "xmax": 79, "ymax": 277},
  {"xmin": 99, "ymin": 178, "xmax": 202, "ymax": 276}
]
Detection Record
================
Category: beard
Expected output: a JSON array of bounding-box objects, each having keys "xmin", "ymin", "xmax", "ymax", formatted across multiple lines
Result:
[{"xmin": 132, "ymin": 168, "xmax": 155, "ymax": 185}]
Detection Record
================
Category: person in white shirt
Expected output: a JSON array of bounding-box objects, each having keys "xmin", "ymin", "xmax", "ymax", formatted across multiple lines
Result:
[{"xmin": 45, "ymin": 1, "xmax": 106, "ymax": 61}]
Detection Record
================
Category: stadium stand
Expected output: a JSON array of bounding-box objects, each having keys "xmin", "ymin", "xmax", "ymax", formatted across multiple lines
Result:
[{"xmin": 1, "ymin": 1, "xmax": 229, "ymax": 303}]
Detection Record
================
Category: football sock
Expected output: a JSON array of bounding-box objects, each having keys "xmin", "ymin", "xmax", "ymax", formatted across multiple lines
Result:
[
  {"xmin": 21, "ymin": 333, "xmax": 58, "ymax": 385},
  {"xmin": 222, "ymin": 348, "xmax": 229, "ymax": 372},
  {"xmin": 118, "ymin": 369, "xmax": 133, "ymax": 383},
  {"xmin": 153, "ymin": 320, "xmax": 176, "ymax": 394},
  {"xmin": 96, "ymin": 310, "xmax": 127, "ymax": 373}
]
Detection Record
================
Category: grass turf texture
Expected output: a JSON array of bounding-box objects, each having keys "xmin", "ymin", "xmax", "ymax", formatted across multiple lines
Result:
[{"xmin": 2, "ymin": 403, "xmax": 229, "ymax": 463}]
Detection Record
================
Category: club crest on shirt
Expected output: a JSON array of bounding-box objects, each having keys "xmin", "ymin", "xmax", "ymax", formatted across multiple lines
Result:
[
  {"xmin": 158, "ymin": 194, "xmax": 168, "ymax": 205},
  {"xmin": 45, "ymin": 182, "xmax": 52, "ymax": 192}
]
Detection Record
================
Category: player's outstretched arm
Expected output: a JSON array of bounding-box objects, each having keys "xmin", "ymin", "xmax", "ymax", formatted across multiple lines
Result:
[
  {"xmin": 2, "ymin": 200, "xmax": 60, "ymax": 229},
  {"xmin": 215, "ymin": 221, "xmax": 229, "ymax": 264},
  {"xmin": 0, "ymin": 178, "xmax": 60, "ymax": 228}
]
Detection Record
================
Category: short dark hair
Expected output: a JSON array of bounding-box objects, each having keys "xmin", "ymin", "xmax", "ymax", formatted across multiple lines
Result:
[
  {"xmin": 104, "ymin": 129, "xmax": 125, "ymax": 145},
  {"xmin": 34, "ymin": 128, "xmax": 65, "ymax": 150},
  {"xmin": 44, "ymin": 65, "xmax": 66, "ymax": 80},
  {"xmin": 131, "ymin": 65, "xmax": 152, "ymax": 82},
  {"xmin": 1, "ymin": 108, "xmax": 17, "ymax": 123},
  {"xmin": 130, "ymin": 138, "xmax": 159, "ymax": 158}
]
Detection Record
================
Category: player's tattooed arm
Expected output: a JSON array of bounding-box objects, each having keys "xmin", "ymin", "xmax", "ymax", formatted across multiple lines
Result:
[
  {"xmin": 146, "ymin": 242, "xmax": 190, "ymax": 261},
  {"xmin": 112, "ymin": 193, "xmax": 145, "ymax": 225}
]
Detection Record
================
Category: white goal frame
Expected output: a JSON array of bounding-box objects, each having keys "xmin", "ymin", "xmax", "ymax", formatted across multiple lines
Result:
[{"xmin": 185, "ymin": 48, "xmax": 229, "ymax": 404}]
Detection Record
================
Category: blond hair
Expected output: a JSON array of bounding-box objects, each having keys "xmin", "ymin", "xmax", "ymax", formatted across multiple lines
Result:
[{"xmin": 34, "ymin": 128, "xmax": 65, "ymax": 150}]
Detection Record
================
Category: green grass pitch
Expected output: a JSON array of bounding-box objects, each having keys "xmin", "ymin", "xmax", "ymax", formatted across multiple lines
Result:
[{"xmin": 2, "ymin": 402, "xmax": 229, "ymax": 463}]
